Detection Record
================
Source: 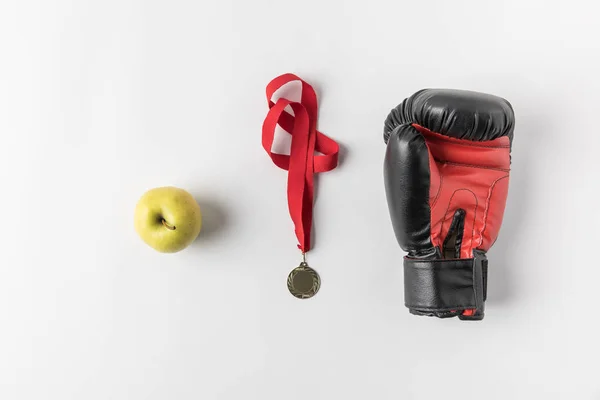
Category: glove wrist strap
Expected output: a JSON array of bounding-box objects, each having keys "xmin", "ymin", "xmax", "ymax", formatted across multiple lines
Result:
[{"xmin": 404, "ymin": 251, "xmax": 488, "ymax": 320}]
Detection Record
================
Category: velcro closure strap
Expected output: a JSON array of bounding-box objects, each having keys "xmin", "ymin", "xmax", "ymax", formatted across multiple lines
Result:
[{"xmin": 404, "ymin": 253, "xmax": 487, "ymax": 313}]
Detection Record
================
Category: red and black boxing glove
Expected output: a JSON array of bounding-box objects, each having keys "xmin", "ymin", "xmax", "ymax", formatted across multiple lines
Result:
[{"xmin": 383, "ymin": 89, "xmax": 515, "ymax": 320}]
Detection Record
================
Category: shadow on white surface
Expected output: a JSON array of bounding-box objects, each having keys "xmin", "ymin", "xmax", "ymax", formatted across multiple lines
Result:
[
  {"xmin": 311, "ymin": 141, "xmax": 348, "ymax": 250},
  {"xmin": 194, "ymin": 197, "xmax": 230, "ymax": 245},
  {"xmin": 336, "ymin": 140, "xmax": 349, "ymax": 167},
  {"xmin": 487, "ymin": 113, "xmax": 539, "ymax": 305}
]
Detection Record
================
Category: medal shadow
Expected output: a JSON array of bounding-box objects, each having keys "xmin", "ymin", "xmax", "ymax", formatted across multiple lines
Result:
[{"xmin": 309, "ymin": 141, "xmax": 347, "ymax": 250}]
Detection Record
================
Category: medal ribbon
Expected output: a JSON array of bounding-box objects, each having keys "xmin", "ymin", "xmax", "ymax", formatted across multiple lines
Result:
[{"xmin": 262, "ymin": 73, "xmax": 339, "ymax": 253}]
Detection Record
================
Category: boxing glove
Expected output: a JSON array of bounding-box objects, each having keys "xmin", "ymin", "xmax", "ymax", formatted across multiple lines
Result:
[{"xmin": 383, "ymin": 89, "xmax": 515, "ymax": 320}]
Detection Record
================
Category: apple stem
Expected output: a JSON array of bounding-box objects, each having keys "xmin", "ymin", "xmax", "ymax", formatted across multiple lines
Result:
[{"xmin": 161, "ymin": 219, "xmax": 176, "ymax": 230}]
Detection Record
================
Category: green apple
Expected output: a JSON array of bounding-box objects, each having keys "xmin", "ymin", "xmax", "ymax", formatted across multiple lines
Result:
[{"xmin": 134, "ymin": 186, "xmax": 202, "ymax": 253}]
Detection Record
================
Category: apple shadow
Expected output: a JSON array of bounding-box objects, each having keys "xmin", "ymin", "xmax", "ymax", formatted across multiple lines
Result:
[{"xmin": 193, "ymin": 197, "xmax": 229, "ymax": 245}]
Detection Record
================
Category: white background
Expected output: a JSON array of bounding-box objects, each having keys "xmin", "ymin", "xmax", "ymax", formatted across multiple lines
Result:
[{"xmin": 1, "ymin": 1, "xmax": 598, "ymax": 399}]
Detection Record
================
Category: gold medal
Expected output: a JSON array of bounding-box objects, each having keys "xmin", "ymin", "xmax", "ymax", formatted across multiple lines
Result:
[{"xmin": 287, "ymin": 260, "xmax": 320, "ymax": 299}]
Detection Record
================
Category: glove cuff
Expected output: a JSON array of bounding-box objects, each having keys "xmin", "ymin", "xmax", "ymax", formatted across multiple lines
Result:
[{"xmin": 404, "ymin": 251, "xmax": 488, "ymax": 320}]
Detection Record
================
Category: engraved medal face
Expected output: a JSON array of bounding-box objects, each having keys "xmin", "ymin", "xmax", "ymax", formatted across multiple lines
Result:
[{"xmin": 287, "ymin": 262, "xmax": 320, "ymax": 299}]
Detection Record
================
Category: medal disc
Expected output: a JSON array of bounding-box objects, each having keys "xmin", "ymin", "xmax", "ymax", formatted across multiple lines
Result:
[{"xmin": 287, "ymin": 262, "xmax": 320, "ymax": 299}]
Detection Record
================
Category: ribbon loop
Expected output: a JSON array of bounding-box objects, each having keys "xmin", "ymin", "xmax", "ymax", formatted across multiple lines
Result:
[{"xmin": 262, "ymin": 74, "xmax": 339, "ymax": 253}]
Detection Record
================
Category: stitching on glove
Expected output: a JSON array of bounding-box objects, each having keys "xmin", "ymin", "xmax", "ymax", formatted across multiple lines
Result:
[
  {"xmin": 479, "ymin": 175, "xmax": 510, "ymax": 248},
  {"xmin": 434, "ymin": 160, "xmax": 510, "ymax": 172},
  {"xmin": 430, "ymin": 174, "xmax": 444, "ymax": 210},
  {"xmin": 405, "ymin": 258, "xmax": 474, "ymax": 265},
  {"xmin": 416, "ymin": 129, "xmax": 511, "ymax": 149},
  {"xmin": 405, "ymin": 305, "xmax": 475, "ymax": 311}
]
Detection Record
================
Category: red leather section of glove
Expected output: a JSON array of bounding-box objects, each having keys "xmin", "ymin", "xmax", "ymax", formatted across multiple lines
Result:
[{"xmin": 413, "ymin": 124, "xmax": 511, "ymax": 259}]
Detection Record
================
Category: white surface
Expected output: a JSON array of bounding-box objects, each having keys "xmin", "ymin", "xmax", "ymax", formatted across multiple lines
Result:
[{"xmin": 1, "ymin": 1, "xmax": 599, "ymax": 399}]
